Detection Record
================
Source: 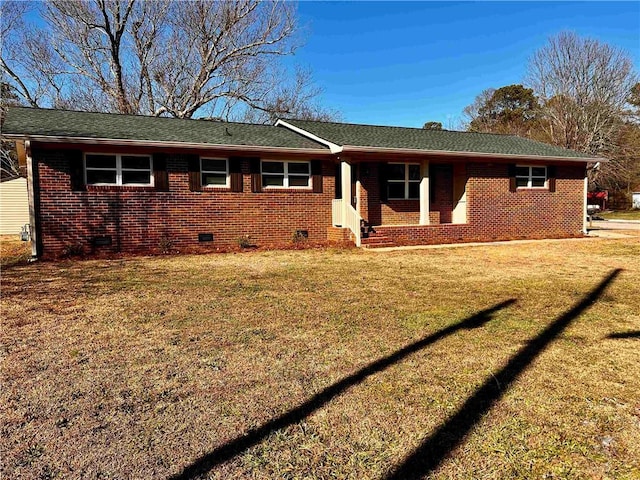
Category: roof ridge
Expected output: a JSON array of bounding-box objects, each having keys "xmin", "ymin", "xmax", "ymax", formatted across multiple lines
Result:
[
  {"xmin": 6, "ymin": 106, "xmax": 276, "ymax": 128},
  {"xmin": 286, "ymin": 117, "xmax": 537, "ymax": 139}
]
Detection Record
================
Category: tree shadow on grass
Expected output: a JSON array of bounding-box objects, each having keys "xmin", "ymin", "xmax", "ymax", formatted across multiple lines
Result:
[
  {"xmin": 170, "ymin": 299, "xmax": 517, "ymax": 479},
  {"xmin": 384, "ymin": 268, "xmax": 622, "ymax": 480},
  {"xmin": 607, "ymin": 331, "xmax": 640, "ymax": 339}
]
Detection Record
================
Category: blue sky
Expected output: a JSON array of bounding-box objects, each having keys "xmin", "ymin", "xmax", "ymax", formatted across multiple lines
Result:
[{"xmin": 292, "ymin": 1, "xmax": 640, "ymax": 128}]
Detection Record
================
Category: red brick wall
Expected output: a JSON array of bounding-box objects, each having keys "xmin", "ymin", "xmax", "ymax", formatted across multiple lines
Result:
[
  {"xmin": 374, "ymin": 162, "xmax": 586, "ymax": 245},
  {"xmin": 358, "ymin": 162, "xmax": 453, "ymax": 225},
  {"xmin": 33, "ymin": 145, "xmax": 586, "ymax": 257},
  {"xmin": 33, "ymin": 147, "xmax": 335, "ymax": 258}
]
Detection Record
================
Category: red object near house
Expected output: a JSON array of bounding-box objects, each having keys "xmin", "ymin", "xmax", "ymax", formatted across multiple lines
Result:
[{"xmin": 587, "ymin": 190, "xmax": 608, "ymax": 210}]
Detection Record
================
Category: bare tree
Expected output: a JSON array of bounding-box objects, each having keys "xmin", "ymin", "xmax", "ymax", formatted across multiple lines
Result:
[
  {"xmin": 1, "ymin": 0, "xmax": 335, "ymax": 121},
  {"xmin": 527, "ymin": 32, "xmax": 638, "ymax": 155}
]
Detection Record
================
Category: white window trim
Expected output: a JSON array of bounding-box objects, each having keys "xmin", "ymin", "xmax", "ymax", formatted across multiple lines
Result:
[
  {"xmin": 388, "ymin": 162, "xmax": 421, "ymax": 200},
  {"xmin": 261, "ymin": 160, "xmax": 311, "ymax": 189},
  {"xmin": 200, "ymin": 157, "xmax": 230, "ymax": 188},
  {"xmin": 84, "ymin": 153, "xmax": 154, "ymax": 186},
  {"xmin": 516, "ymin": 165, "xmax": 548, "ymax": 189}
]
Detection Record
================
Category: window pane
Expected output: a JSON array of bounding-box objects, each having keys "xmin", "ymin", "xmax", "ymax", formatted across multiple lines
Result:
[
  {"xmin": 122, "ymin": 156, "xmax": 151, "ymax": 170},
  {"xmin": 289, "ymin": 176, "xmax": 310, "ymax": 187},
  {"xmin": 122, "ymin": 170, "xmax": 151, "ymax": 184},
  {"xmin": 408, "ymin": 182, "xmax": 420, "ymax": 199},
  {"xmin": 288, "ymin": 162, "xmax": 310, "ymax": 174},
  {"xmin": 262, "ymin": 161, "xmax": 284, "ymax": 174},
  {"xmin": 86, "ymin": 154, "xmax": 116, "ymax": 169},
  {"xmin": 202, "ymin": 158, "xmax": 227, "ymax": 172},
  {"xmin": 516, "ymin": 166, "xmax": 529, "ymax": 177},
  {"xmin": 408, "ymin": 165, "xmax": 421, "ymax": 181},
  {"xmin": 87, "ymin": 169, "xmax": 117, "ymax": 184},
  {"xmin": 387, "ymin": 164, "xmax": 405, "ymax": 181},
  {"xmin": 202, "ymin": 173, "xmax": 227, "ymax": 186},
  {"xmin": 531, "ymin": 177, "xmax": 546, "ymax": 187},
  {"xmin": 516, "ymin": 177, "xmax": 529, "ymax": 187},
  {"xmin": 388, "ymin": 182, "xmax": 405, "ymax": 199},
  {"xmin": 263, "ymin": 175, "xmax": 284, "ymax": 187},
  {"xmin": 531, "ymin": 167, "xmax": 546, "ymax": 177}
]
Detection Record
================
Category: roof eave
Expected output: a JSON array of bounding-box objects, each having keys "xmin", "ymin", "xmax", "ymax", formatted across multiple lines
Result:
[
  {"xmin": 2, "ymin": 133, "xmax": 332, "ymax": 156},
  {"xmin": 341, "ymin": 145, "xmax": 606, "ymax": 163}
]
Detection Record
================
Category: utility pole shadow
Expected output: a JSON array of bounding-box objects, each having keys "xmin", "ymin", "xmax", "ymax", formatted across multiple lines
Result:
[
  {"xmin": 384, "ymin": 268, "xmax": 622, "ymax": 480},
  {"xmin": 170, "ymin": 299, "xmax": 516, "ymax": 479},
  {"xmin": 607, "ymin": 330, "xmax": 640, "ymax": 339}
]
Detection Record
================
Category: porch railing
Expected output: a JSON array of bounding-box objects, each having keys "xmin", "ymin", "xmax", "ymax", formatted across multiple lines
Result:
[
  {"xmin": 332, "ymin": 199, "xmax": 342, "ymax": 227},
  {"xmin": 332, "ymin": 198, "xmax": 361, "ymax": 247}
]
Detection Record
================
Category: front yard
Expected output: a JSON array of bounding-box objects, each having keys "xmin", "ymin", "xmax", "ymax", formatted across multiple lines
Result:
[{"xmin": 1, "ymin": 237, "xmax": 639, "ymax": 479}]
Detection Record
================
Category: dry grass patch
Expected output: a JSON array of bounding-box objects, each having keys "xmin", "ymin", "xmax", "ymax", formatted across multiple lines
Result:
[
  {"xmin": 1, "ymin": 238, "xmax": 639, "ymax": 479},
  {"xmin": 0, "ymin": 235, "xmax": 31, "ymax": 268}
]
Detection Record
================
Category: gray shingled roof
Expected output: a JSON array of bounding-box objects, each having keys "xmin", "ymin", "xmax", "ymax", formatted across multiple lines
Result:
[
  {"xmin": 283, "ymin": 119, "xmax": 595, "ymax": 159},
  {"xmin": 2, "ymin": 107, "xmax": 326, "ymax": 150}
]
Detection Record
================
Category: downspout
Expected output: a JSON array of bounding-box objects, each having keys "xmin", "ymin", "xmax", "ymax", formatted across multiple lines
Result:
[
  {"xmin": 24, "ymin": 140, "xmax": 39, "ymax": 259},
  {"xmin": 583, "ymin": 172, "xmax": 588, "ymax": 235}
]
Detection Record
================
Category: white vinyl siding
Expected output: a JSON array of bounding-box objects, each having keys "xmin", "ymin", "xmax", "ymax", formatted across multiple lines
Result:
[{"xmin": 0, "ymin": 177, "xmax": 29, "ymax": 235}]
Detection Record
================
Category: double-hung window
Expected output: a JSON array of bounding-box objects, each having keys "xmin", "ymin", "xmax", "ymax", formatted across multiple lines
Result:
[
  {"xmin": 516, "ymin": 165, "xmax": 547, "ymax": 188},
  {"xmin": 201, "ymin": 158, "xmax": 229, "ymax": 187},
  {"xmin": 85, "ymin": 154, "xmax": 153, "ymax": 186},
  {"xmin": 261, "ymin": 160, "xmax": 310, "ymax": 188},
  {"xmin": 388, "ymin": 163, "xmax": 421, "ymax": 199}
]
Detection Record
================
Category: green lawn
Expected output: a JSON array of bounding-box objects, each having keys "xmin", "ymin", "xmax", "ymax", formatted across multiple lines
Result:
[
  {"xmin": 600, "ymin": 210, "xmax": 640, "ymax": 220},
  {"xmin": 2, "ymin": 238, "xmax": 639, "ymax": 479}
]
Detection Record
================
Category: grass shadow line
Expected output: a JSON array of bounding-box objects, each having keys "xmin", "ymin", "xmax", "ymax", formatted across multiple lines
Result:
[
  {"xmin": 384, "ymin": 268, "xmax": 622, "ymax": 480},
  {"xmin": 606, "ymin": 330, "xmax": 640, "ymax": 339},
  {"xmin": 169, "ymin": 299, "xmax": 517, "ymax": 479}
]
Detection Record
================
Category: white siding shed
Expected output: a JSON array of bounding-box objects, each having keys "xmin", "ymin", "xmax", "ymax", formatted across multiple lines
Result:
[{"xmin": 0, "ymin": 177, "xmax": 29, "ymax": 235}]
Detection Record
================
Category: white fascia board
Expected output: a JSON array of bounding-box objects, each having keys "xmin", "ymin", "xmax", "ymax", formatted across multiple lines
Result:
[
  {"xmin": 342, "ymin": 145, "xmax": 607, "ymax": 163},
  {"xmin": 274, "ymin": 120, "xmax": 343, "ymax": 154},
  {"xmin": 2, "ymin": 134, "xmax": 331, "ymax": 156}
]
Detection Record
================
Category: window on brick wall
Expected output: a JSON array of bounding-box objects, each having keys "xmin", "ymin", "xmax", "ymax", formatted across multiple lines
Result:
[
  {"xmin": 85, "ymin": 154, "xmax": 153, "ymax": 186},
  {"xmin": 261, "ymin": 160, "xmax": 310, "ymax": 188},
  {"xmin": 201, "ymin": 157, "xmax": 229, "ymax": 187},
  {"xmin": 516, "ymin": 165, "xmax": 547, "ymax": 188},
  {"xmin": 388, "ymin": 163, "xmax": 420, "ymax": 199}
]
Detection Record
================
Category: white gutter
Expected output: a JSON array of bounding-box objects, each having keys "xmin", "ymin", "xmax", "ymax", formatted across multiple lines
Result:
[
  {"xmin": 1, "ymin": 134, "xmax": 332, "ymax": 156},
  {"xmin": 275, "ymin": 119, "xmax": 343, "ymax": 154}
]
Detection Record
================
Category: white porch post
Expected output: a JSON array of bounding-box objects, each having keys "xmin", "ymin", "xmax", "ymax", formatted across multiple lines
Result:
[
  {"xmin": 419, "ymin": 159, "xmax": 430, "ymax": 225},
  {"xmin": 341, "ymin": 159, "xmax": 352, "ymax": 227},
  {"xmin": 25, "ymin": 140, "xmax": 38, "ymax": 258}
]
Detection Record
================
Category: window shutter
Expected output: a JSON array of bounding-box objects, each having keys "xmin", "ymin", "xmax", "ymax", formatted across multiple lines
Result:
[
  {"xmin": 153, "ymin": 153, "xmax": 169, "ymax": 191},
  {"xmin": 229, "ymin": 157, "xmax": 243, "ymax": 192},
  {"xmin": 250, "ymin": 158, "xmax": 261, "ymax": 193},
  {"xmin": 378, "ymin": 163, "xmax": 388, "ymax": 203},
  {"xmin": 188, "ymin": 155, "xmax": 201, "ymax": 192},
  {"xmin": 508, "ymin": 164, "xmax": 517, "ymax": 192},
  {"xmin": 311, "ymin": 160, "xmax": 323, "ymax": 193},
  {"xmin": 547, "ymin": 165, "xmax": 556, "ymax": 192},
  {"xmin": 68, "ymin": 149, "xmax": 86, "ymax": 191}
]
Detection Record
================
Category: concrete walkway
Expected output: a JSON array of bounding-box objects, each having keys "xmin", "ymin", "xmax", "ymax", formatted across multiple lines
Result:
[{"xmin": 364, "ymin": 235, "xmax": 605, "ymax": 253}]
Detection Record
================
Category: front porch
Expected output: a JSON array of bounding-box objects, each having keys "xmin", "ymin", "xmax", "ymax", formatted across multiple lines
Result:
[{"xmin": 330, "ymin": 159, "xmax": 469, "ymax": 247}]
